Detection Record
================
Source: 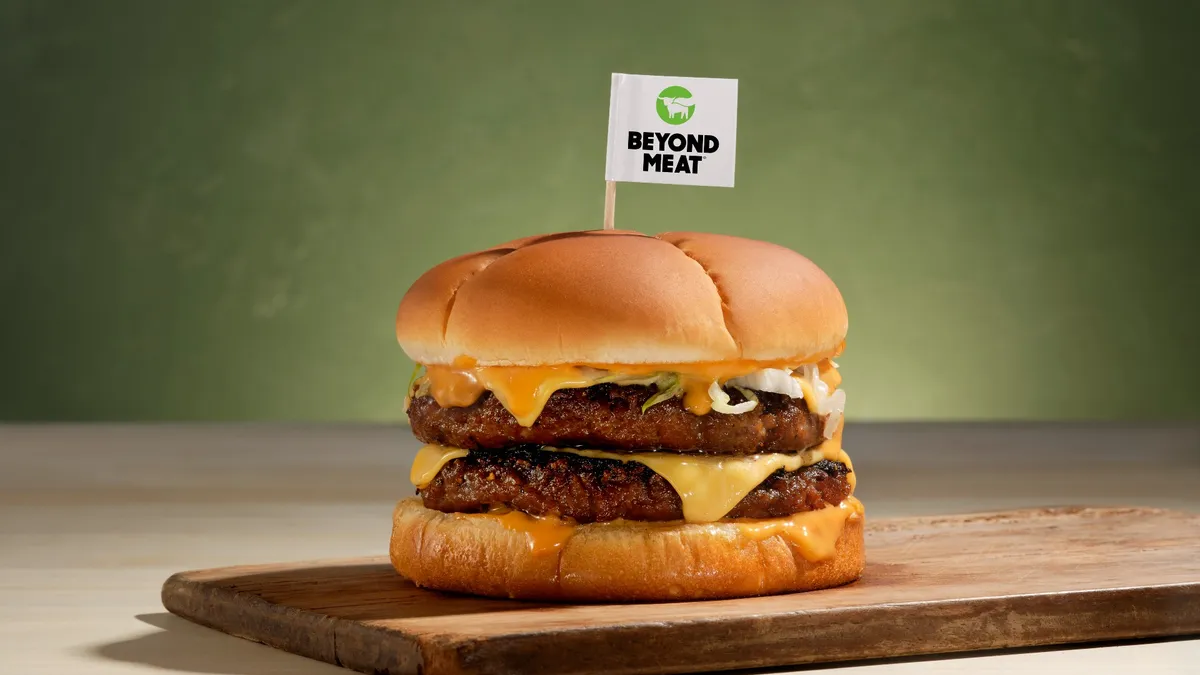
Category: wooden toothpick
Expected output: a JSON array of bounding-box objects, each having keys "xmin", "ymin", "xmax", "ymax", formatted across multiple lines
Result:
[{"xmin": 603, "ymin": 181, "xmax": 616, "ymax": 230}]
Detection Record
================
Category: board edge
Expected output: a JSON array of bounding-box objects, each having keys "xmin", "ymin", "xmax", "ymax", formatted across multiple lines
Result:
[
  {"xmin": 162, "ymin": 570, "xmax": 427, "ymax": 674},
  {"xmin": 447, "ymin": 584, "xmax": 1200, "ymax": 674}
]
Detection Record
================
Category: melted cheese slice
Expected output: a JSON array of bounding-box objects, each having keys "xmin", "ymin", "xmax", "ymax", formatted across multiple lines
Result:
[
  {"xmin": 491, "ymin": 508, "xmax": 577, "ymax": 555},
  {"xmin": 409, "ymin": 437, "xmax": 853, "ymax": 523},
  {"xmin": 476, "ymin": 366, "xmax": 597, "ymax": 427},
  {"xmin": 424, "ymin": 364, "xmax": 599, "ymax": 427},
  {"xmin": 550, "ymin": 447, "xmax": 827, "ymax": 522},
  {"xmin": 735, "ymin": 496, "xmax": 863, "ymax": 561},
  {"xmin": 420, "ymin": 358, "xmax": 841, "ymax": 427},
  {"xmin": 410, "ymin": 444, "xmax": 469, "ymax": 487}
]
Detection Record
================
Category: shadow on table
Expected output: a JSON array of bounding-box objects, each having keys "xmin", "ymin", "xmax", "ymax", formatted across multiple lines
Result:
[{"xmin": 87, "ymin": 613, "xmax": 345, "ymax": 674}]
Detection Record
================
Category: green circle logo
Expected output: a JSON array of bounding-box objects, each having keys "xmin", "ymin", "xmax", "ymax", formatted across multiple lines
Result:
[{"xmin": 656, "ymin": 86, "xmax": 695, "ymax": 125}]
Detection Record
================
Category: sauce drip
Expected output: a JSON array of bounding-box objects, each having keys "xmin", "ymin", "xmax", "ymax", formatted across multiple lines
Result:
[
  {"xmin": 424, "ymin": 365, "xmax": 484, "ymax": 407},
  {"xmin": 491, "ymin": 509, "xmax": 576, "ymax": 555}
]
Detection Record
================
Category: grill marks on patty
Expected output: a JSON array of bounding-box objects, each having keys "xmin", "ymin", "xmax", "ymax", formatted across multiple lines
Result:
[
  {"xmin": 408, "ymin": 383, "xmax": 827, "ymax": 455},
  {"xmin": 411, "ymin": 384, "xmax": 844, "ymax": 522},
  {"xmin": 419, "ymin": 447, "xmax": 852, "ymax": 523}
]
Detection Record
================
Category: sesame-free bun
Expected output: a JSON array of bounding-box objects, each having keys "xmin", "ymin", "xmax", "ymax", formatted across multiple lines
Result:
[
  {"xmin": 389, "ymin": 498, "xmax": 864, "ymax": 601},
  {"xmin": 395, "ymin": 230, "xmax": 847, "ymax": 366}
]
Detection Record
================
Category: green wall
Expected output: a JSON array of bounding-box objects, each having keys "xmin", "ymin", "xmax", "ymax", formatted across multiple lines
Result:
[{"xmin": 2, "ymin": 0, "xmax": 1197, "ymax": 422}]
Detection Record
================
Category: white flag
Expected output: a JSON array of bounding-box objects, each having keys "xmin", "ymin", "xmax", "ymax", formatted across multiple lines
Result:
[{"xmin": 604, "ymin": 73, "xmax": 738, "ymax": 188}]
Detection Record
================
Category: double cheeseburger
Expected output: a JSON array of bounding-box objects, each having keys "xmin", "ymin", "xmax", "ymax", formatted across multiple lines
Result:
[{"xmin": 390, "ymin": 230, "xmax": 862, "ymax": 601}]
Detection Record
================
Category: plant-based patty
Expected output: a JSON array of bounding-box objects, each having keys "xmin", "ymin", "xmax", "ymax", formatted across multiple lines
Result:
[
  {"xmin": 419, "ymin": 447, "xmax": 851, "ymax": 523},
  {"xmin": 408, "ymin": 384, "xmax": 827, "ymax": 455}
]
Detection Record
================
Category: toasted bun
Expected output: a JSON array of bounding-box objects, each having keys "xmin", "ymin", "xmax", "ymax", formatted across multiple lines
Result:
[
  {"xmin": 395, "ymin": 230, "xmax": 847, "ymax": 366},
  {"xmin": 389, "ymin": 499, "xmax": 864, "ymax": 601}
]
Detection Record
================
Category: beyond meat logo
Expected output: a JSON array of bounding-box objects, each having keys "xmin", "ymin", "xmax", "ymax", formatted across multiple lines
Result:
[
  {"xmin": 656, "ymin": 85, "xmax": 695, "ymax": 125},
  {"xmin": 628, "ymin": 85, "xmax": 715, "ymax": 175}
]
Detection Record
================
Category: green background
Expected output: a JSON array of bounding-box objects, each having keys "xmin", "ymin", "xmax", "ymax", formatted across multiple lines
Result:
[{"xmin": 2, "ymin": 0, "xmax": 1197, "ymax": 422}]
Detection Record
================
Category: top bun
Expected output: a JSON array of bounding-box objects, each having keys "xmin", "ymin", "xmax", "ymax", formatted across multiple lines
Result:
[{"xmin": 396, "ymin": 230, "xmax": 847, "ymax": 366}]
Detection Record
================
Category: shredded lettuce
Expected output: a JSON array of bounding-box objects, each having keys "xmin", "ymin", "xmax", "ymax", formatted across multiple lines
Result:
[
  {"xmin": 727, "ymin": 368, "xmax": 805, "ymax": 399},
  {"xmin": 406, "ymin": 363, "xmax": 429, "ymax": 404},
  {"xmin": 581, "ymin": 370, "xmax": 684, "ymax": 412},
  {"xmin": 709, "ymin": 381, "xmax": 758, "ymax": 414},
  {"xmin": 595, "ymin": 371, "xmax": 666, "ymax": 387},
  {"xmin": 641, "ymin": 373, "xmax": 683, "ymax": 412},
  {"xmin": 732, "ymin": 386, "xmax": 759, "ymax": 407},
  {"xmin": 407, "ymin": 363, "xmax": 424, "ymax": 391},
  {"xmin": 797, "ymin": 364, "xmax": 846, "ymax": 438}
]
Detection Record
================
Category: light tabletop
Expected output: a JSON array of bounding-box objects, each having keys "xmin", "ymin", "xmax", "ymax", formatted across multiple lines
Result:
[{"xmin": 2, "ymin": 423, "xmax": 1197, "ymax": 674}]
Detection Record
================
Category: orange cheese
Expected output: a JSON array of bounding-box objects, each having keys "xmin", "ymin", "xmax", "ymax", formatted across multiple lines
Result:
[
  {"xmin": 681, "ymin": 378, "xmax": 714, "ymax": 415},
  {"xmin": 796, "ymin": 378, "xmax": 816, "ymax": 408},
  {"xmin": 819, "ymin": 423, "xmax": 854, "ymax": 492},
  {"xmin": 461, "ymin": 497, "xmax": 861, "ymax": 561},
  {"xmin": 422, "ymin": 364, "xmax": 596, "ymax": 427},
  {"xmin": 423, "ymin": 365, "xmax": 484, "ymax": 407},
  {"xmin": 475, "ymin": 366, "xmax": 597, "ymax": 427},
  {"xmin": 491, "ymin": 509, "xmax": 577, "ymax": 555},
  {"xmin": 417, "ymin": 357, "xmax": 841, "ymax": 427},
  {"xmin": 818, "ymin": 360, "xmax": 842, "ymax": 390},
  {"xmin": 735, "ymin": 496, "xmax": 863, "ymax": 561}
]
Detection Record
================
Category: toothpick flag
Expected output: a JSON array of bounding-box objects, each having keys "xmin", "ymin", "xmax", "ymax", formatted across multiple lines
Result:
[{"xmin": 605, "ymin": 73, "xmax": 739, "ymax": 189}]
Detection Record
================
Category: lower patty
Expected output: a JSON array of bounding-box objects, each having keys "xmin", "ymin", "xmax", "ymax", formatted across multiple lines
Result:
[{"xmin": 418, "ymin": 447, "xmax": 852, "ymax": 523}]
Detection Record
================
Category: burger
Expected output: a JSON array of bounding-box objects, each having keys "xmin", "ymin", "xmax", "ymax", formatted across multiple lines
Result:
[{"xmin": 390, "ymin": 230, "xmax": 861, "ymax": 601}]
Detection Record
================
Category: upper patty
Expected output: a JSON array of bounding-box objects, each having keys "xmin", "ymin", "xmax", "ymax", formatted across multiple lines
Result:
[{"xmin": 407, "ymin": 384, "xmax": 827, "ymax": 455}]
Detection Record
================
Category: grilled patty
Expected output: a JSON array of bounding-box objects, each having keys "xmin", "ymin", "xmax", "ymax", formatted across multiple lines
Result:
[
  {"xmin": 408, "ymin": 384, "xmax": 827, "ymax": 455},
  {"xmin": 418, "ymin": 447, "xmax": 852, "ymax": 523}
]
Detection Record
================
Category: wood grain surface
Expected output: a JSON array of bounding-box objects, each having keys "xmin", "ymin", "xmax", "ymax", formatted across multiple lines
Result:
[{"xmin": 161, "ymin": 506, "xmax": 1200, "ymax": 675}]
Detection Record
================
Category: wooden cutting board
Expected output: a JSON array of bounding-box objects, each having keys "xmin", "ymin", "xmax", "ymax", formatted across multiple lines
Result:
[{"xmin": 162, "ymin": 506, "xmax": 1200, "ymax": 675}]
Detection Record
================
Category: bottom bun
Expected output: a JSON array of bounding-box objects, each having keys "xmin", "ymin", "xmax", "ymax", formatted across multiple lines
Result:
[{"xmin": 389, "ymin": 498, "xmax": 865, "ymax": 601}]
